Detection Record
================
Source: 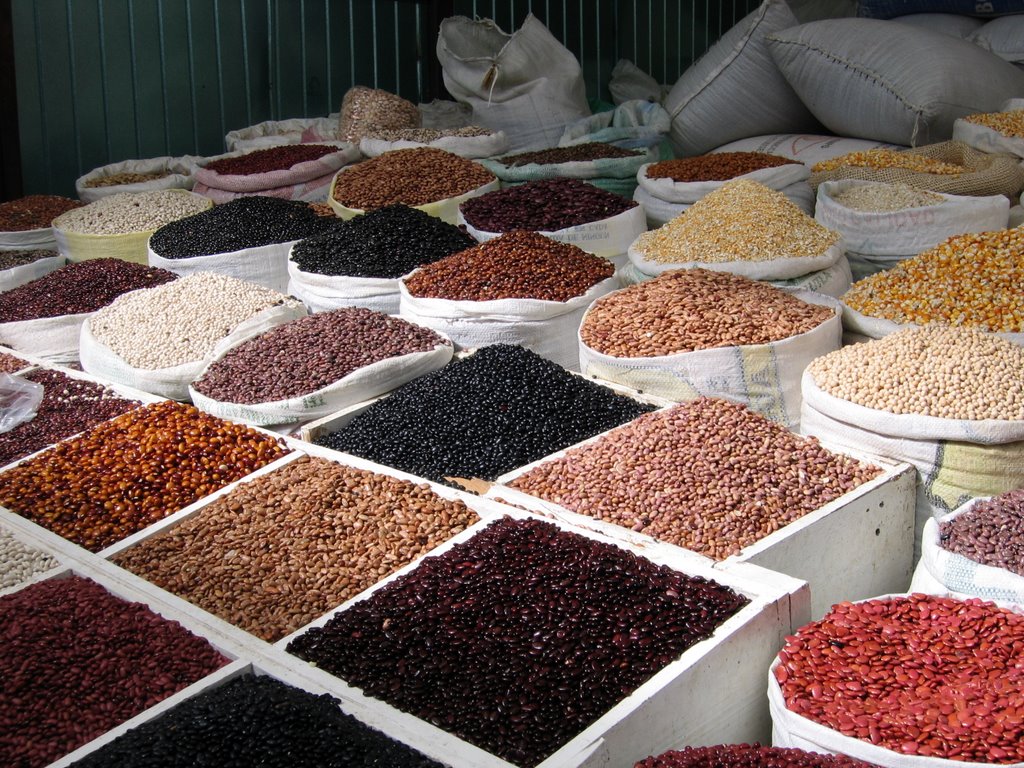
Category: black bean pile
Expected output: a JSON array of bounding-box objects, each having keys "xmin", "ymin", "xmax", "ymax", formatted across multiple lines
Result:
[
  {"xmin": 289, "ymin": 203, "xmax": 476, "ymax": 279},
  {"xmin": 495, "ymin": 141, "xmax": 643, "ymax": 166},
  {"xmin": 71, "ymin": 673, "xmax": 445, "ymax": 768},
  {"xmin": 635, "ymin": 745, "xmax": 879, "ymax": 768},
  {"xmin": 192, "ymin": 308, "xmax": 450, "ymax": 404},
  {"xmin": 314, "ymin": 344, "xmax": 655, "ymax": 485},
  {"xmin": 149, "ymin": 196, "xmax": 338, "ymax": 259},
  {"xmin": 0, "ymin": 259, "xmax": 177, "ymax": 323},
  {"xmin": 939, "ymin": 488, "xmax": 1024, "ymax": 576},
  {"xmin": 460, "ymin": 177, "xmax": 638, "ymax": 232},
  {"xmin": 287, "ymin": 516, "xmax": 749, "ymax": 768},
  {"xmin": 0, "ymin": 249, "xmax": 59, "ymax": 270}
]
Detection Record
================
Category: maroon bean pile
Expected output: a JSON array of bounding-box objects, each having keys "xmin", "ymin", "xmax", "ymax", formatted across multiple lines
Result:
[
  {"xmin": 645, "ymin": 152, "xmax": 796, "ymax": 182},
  {"xmin": 459, "ymin": 177, "xmax": 638, "ymax": 232},
  {"xmin": 191, "ymin": 308, "xmax": 449, "ymax": 404},
  {"xmin": 287, "ymin": 516, "xmax": 749, "ymax": 768},
  {"xmin": 0, "ymin": 574, "xmax": 229, "ymax": 768},
  {"xmin": 0, "ymin": 350, "xmax": 28, "ymax": 373},
  {"xmin": 635, "ymin": 745, "xmax": 879, "ymax": 768},
  {"xmin": 0, "ymin": 194, "xmax": 83, "ymax": 231},
  {"xmin": 495, "ymin": 142, "xmax": 643, "ymax": 166},
  {"xmin": 403, "ymin": 230, "xmax": 614, "ymax": 302},
  {"xmin": 202, "ymin": 143, "xmax": 338, "ymax": 175},
  {"xmin": 0, "ymin": 258, "xmax": 177, "ymax": 323},
  {"xmin": 939, "ymin": 488, "xmax": 1024, "ymax": 577},
  {"xmin": 776, "ymin": 594, "xmax": 1024, "ymax": 762},
  {"xmin": 0, "ymin": 248, "xmax": 59, "ymax": 270}
]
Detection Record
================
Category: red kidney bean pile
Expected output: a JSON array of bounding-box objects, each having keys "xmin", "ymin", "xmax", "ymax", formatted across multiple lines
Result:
[
  {"xmin": 0, "ymin": 574, "xmax": 229, "ymax": 768},
  {"xmin": 0, "ymin": 400, "xmax": 291, "ymax": 552},
  {"xmin": 459, "ymin": 177, "xmax": 638, "ymax": 232},
  {"xmin": 775, "ymin": 593, "xmax": 1024, "ymax": 762},
  {"xmin": 0, "ymin": 248, "xmax": 59, "ymax": 270},
  {"xmin": 939, "ymin": 488, "xmax": 1024, "ymax": 577},
  {"xmin": 0, "ymin": 258, "xmax": 178, "ymax": 323},
  {"xmin": 0, "ymin": 350, "xmax": 28, "ymax": 373},
  {"xmin": 402, "ymin": 230, "xmax": 614, "ymax": 302},
  {"xmin": 635, "ymin": 745, "xmax": 879, "ymax": 767},
  {"xmin": 286, "ymin": 516, "xmax": 749, "ymax": 768},
  {"xmin": 191, "ymin": 308, "xmax": 450, "ymax": 405},
  {"xmin": 0, "ymin": 367, "xmax": 141, "ymax": 467},
  {"xmin": 645, "ymin": 151, "xmax": 796, "ymax": 182},
  {"xmin": 202, "ymin": 143, "xmax": 339, "ymax": 175},
  {"xmin": 0, "ymin": 194, "xmax": 83, "ymax": 231},
  {"xmin": 495, "ymin": 141, "xmax": 643, "ymax": 166},
  {"xmin": 70, "ymin": 673, "xmax": 446, "ymax": 768}
]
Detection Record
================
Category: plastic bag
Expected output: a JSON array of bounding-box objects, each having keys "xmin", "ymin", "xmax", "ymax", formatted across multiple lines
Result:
[{"xmin": 0, "ymin": 373, "xmax": 44, "ymax": 433}]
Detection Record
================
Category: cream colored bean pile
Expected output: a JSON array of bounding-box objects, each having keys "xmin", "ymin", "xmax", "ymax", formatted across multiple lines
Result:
[
  {"xmin": 831, "ymin": 183, "xmax": 944, "ymax": 213},
  {"xmin": 88, "ymin": 272, "xmax": 302, "ymax": 369},
  {"xmin": 579, "ymin": 268, "xmax": 835, "ymax": 357},
  {"xmin": 0, "ymin": 527, "xmax": 59, "ymax": 590},
  {"xmin": 52, "ymin": 190, "xmax": 209, "ymax": 235},
  {"xmin": 807, "ymin": 325, "xmax": 1024, "ymax": 421},
  {"xmin": 632, "ymin": 179, "xmax": 839, "ymax": 264}
]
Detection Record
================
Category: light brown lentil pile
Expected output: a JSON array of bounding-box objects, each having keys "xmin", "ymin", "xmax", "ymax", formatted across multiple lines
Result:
[
  {"xmin": 0, "ymin": 195, "xmax": 83, "ymax": 231},
  {"xmin": 841, "ymin": 227, "xmax": 1024, "ymax": 333},
  {"xmin": 580, "ymin": 268, "xmax": 834, "ymax": 357},
  {"xmin": 0, "ymin": 350, "xmax": 28, "ymax": 373},
  {"xmin": 812, "ymin": 149, "xmax": 965, "ymax": 174},
  {"xmin": 495, "ymin": 142, "xmax": 643, "ymax": 166},
  {"xmin": 363, "ymin": 126, "xmax": 494, "ymax": 142},
  {"xmin": 645, "ymin": 151, "xmax": 796, "ymax": 182},
  {"xmin": 632, "ymin": 179, "xmax": 839, "ymax": 264},
  {"xmin": 113, "ymin": 455, "xmax": 479, "ymax": 642},
  {"xmin": 83, "ymin": 170, "xmax": 174, "ymax": 188},
  {"xmin": 939, "ymin": 488, "xmax": 1024, "ymax": 577},
  {"xmin": 807, "ymin": 325, "xmax": 1024, "ymax": 421},
  {"xmin": 307, "ymin": 201, "xmax": 336, "ymax": 217},
  {"xmin": 0, "ymin": 249, "xmax": 60, "ymax": 270},
  {"xmin": 830, "ymin": 183, "xmax": 945, "ymax": 213},
  {"xmin": 962, "ymin": 108, "xmax": 1024, "ymax": 138},
  {"xmin": 507, "ymin": 397, "xmax": 881, "ymax": 561}
]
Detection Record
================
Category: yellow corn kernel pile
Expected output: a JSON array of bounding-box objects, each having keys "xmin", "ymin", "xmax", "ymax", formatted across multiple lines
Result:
[
  {"xmin": 812, "ymin": 149, "xmax": 965, "ymax": 175},
  {"xmin": 962, "ymin": 109, "xmax": 1024, "ymax": 139}
]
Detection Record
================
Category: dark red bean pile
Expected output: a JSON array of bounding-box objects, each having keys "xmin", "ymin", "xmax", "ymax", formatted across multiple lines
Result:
[
  {"xmin": 192, "ymin": 308, "xmax": 450, "ymax": 404},
  {"xmin": 202, "ymin": 143, "xmax": 339, "ymax": 175},
  {"xmin": 0, "ymin": 368, "xmax": 141, "ymax": 467},
  {"xmin": 939, "ymin": 488, "xmax": 1024, "ymax": 576},
  {"xmin": 459, "ymin": 177, "xmax": 638, "ymax": 232},
  {"xmin": 495, "ymin": 141, "xmax": 643, "ymax": 167},
  {"xmin": 314, "ymin": 343, "xmax": 655, "ymax": 485},
  {"xmin": 403, "ymin": 230, "xmax": 614, "ymax": 302},
  {"xmin": 149, "ymin": 196, "xmax": 337, "ymax": 259},
  {"xmin": 0, "ymin": 194, "xmax": 83, "ymax": 231},
  {"xmin": 289, "ymin": 203, "xmax": 476, "ymax": 279},
  {"xmin": 0, "ymin": 248, "xmax": 59, "ymax": 270},
  {"xmin": 0, "ymin": 574, "xmax": 229, "ymax": 768},
  {"xmin": 776, "ymin": 594, "xmax": 1024, "ymax": 762},
  {"xmin": 287, "ymin": 516, "xmax": 749, "ymax": 768},
  {"xmin": 0, "ymin": 258, "xmax": 177, "ymax": 323},
  {"xmin": 70, "ymin": 673, "xmax": 445, "ymax": 768},
  {"xmin": 635, "ymin": 744, "xmax": 879, "ymax": 768},
  {"xmin": 0, "ymin": 350, "xmax": 28, "ymax": 373}
]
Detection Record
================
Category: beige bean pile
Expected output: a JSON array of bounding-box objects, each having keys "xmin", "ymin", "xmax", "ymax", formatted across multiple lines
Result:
[
  {"xmin": 0, "ymin": 526, "xmax": 59, "ymax": 590},
  {"xmin": 807, "ymin": 325, "xmax": 1024, "ymax": 421},
  {"xmin": 506, "ymin": 397, "xmax": 881, "ymax": 561},
  {"xmin": 962, "ymin": 109, "xmax": 1024, "ymax": 138},
  {"xmin": 812, "ymin": 150, "xmax": 965, "ymax": 174},
  {"xmin": 338, "ymin": 86, "xmax": 420, "ymax": 143},
  {"xmin": 52, "ymin": 190, "xmax": 209, "ymax": 235},
  {"xmin": 88, "ymin": 272, "xmax": 302, "ymax": 369},
  {"xmin": 83, "ymin": 170, "xmax": 174, "ymax": 188},
  {"xmin": 830, "ymin": 183, "xmax": 945, "ymax": 212},
  {"xmin": 363, "ymin": 126, "xmax": 494, "ymax": 141},
  {"xmin": 579, "ymin": 268, "xmax": 835, "ymax": 357},
  {"xmin": 632, "ymin": 179, "xmax": 839, "ymax": 264},
  {"xmin": 112, "ymin": 455, "xmax": 479, "ymax": 642}
]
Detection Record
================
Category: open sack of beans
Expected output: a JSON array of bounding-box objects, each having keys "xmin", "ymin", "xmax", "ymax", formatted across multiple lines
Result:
[
  {"xmin": 188, "ymin": 308, "xmax": 454, "ymax": 428},
  {"xmin": 75, "ymin": 155, "xmax": 198, "ymax": 203},
  {"xmin": 0, "ymin": 194, "xmax": 83, "ymax": 251},
  {"xmin": 815, "ymin": 181, "xmax": 1010, "ymax": 281},
  {"xmin": 338, "ymin": 85, "xmax": 420, "ymax": 144},
  {"xmin": 224, "ymin": 114, "xmax": 342, "ymax": 153},
  {"xmin": 79, "ymin": 272, "xmax": 307, "ymax": 401},
  {"xmin": 636, "ymin": 745, "xmax": 883, "ymax": 768},
  {"xmin": 399, "ymin": 231, "xmax": 620, "ymax": 371},
  {"xmin": 0, "ymin": 249, "xmax": 64, "ymax": 293},
  {"xmin": 358, "ymin": 125, "xmax": 509, "ymax": 159},
  {"xmin": 288, "ymin": 204, "xmax": 476, "ymax": 315},
  {"xmin": 578, "ymin": 270, "xmax": 842, "ymax": 430},
  {"xmin": 953, "ymin": 102, "xmax": 1024, "ymax": 160}
]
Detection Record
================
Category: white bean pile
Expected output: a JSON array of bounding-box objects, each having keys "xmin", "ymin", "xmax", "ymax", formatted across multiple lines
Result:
[
  {"xmin": 52, "ymin": 190, "xmax": 210, "ymax": 235},
  {"xmin": 0, "ymin": 527, "xmax": 59, "ymax": 590},
  {"xmin": 830, "ymin": 183, "xmax": 944, "ymax": 213}
]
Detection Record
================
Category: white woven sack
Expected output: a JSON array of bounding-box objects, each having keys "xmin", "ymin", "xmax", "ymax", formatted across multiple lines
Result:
[
  {"xmin": 358, "ymin": 131, "xmax": 509, "ymax": 159},
  {"xmin": 286, "ymin": 260, "xmax": 402, "ymax": 316},
  {"xmin": 631, "ymin": 185, "xmax": 688, "ymax": 229},
  {"xmin": 148, "ymin": 240, "xmax": 296, "ymax": 294},
  {"xmin": 193, "ymin": 142, "xmax": 359, "ymax": 193},
  {"xmin": 328, "ymin": 170, "xmax": 500, "ymax": 226},
  {"xmin": 712, "ymin": 133, "xmax": 907, "ymax": 168},
  {"xmin": 628, "ymin": 239, "xmax": 843, "ymax": 282},
  {"xmin": 579, "ymin": 290, "xmax": 841, "ymax": 430},
  {"xmin": 0, "ymin": 253, "xmax": 64, "ymax": 293},
  {"xmin": 398, "ymin": 273, "xmax": 620, "ymax": 372},
  {"xmin": 192, "ymin": 168, "xmax": 338, "ymax": 204},
  {"xmin": 0, "ymin": 312, "xmax": 91, "ymax": 364},
  {"xmin": 480, "ymin": 148, "xmax": 655, "ymax": 184},
  {"xmin": 0, "ymin": 227, "xmax": 57, "ymax": 251},
  {"xmin": 76, "ymin": 156, "xmax": 196, "ymax": 203},
  {"xmin": 558, "ymin": 100, "xmax": 671, "ymax": 151},
  {"xmin": 636, "ymin": 162, "xmax": 810, "ymax": 204},
  {"xmin": 80, "ymin": 302, "xmax": 308, "ymax": 402},
  {"xmin": 224, "ymin": 115, "xmax": 342, "ymax": 153},
  {"xmin": 839, "ymin": 304, "xmax": 1024, "ymax": 346}
]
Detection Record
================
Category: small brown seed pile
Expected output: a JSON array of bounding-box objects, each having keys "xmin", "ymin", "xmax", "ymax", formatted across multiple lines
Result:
[
  {"xmin": 645, "ymin": 151, "xmax": 796, "ymax": 182},
  {"xmin": 0, "ymin": 248, "xmax": 59, "ymax": 270},
  {"xmin": 962, "ymin": 108, "xmax": 1024, "ymax": 138},
  {"xmin": 495, "ymin": 142, "xmax": 643, "ymax": 166},
  {"xmin": 363, "ymin": 126, "xmax": 494, "ymax": 142},
  {"xmin": 0, "ymin": 194, "xmax": 83, "ymax": 231},
  {"xmin": 0, "ymin": 350, "xmax": 28, "ymax": 373},
  {"xmin": 403, "ymin": 230, "xmax": 613, "ymax": 302},
  {"xmin": 83, "ymin": 170, "xmax": 174, "ymax": 188},
  {"xmin": 830, "ymin": 183, "xmax": 945, "ymax": 212},
  {"xmin": 114, "ymin": 455, "xmax": 480, "ymax": 642},
  {"xmin": 807, "ymin": 325, "xmax": 1024, "ymax": 420},
  {"xmin": 507, "ymin": 398, "xmax": 881, "ymax": 561},
  {"xmin": 579, "ymin": 268, "xmax": 834, "ymax": 357},
  {"xmin": 635, "ymin": 745, "xmax": 879, "ymax": 768},
  {"xmin": 339, "ymin": 86, "xmax": 420, "ymax": 143},
  {"xmin": 939, "ymin": 488, "xmax": 1024, "ymax": 576},
  {"xmin": 331, "ymin": 147, "xmax": 495, "ymax": 210},
  {"xmin": 812, "ymin": 149, "xmax": 965, "ymax": 174}
]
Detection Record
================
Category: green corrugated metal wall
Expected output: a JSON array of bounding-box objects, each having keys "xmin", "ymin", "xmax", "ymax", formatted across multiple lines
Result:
[{"xmin": 11, "ymin": 0, "xmax": 759, "ymax": 196}]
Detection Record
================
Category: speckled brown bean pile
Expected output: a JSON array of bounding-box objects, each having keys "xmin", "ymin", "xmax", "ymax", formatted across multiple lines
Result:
[
  {"xmin": 939, "ymin": 488, "xmax": 1024, "ymax": 576},
  {"xmin": 507, "ymin": 398, "xmax": 882, "ymax": 560},
  {"xmin": 113, "ymin": 455, "xmax": 479, "ymax": 642},
  {"xmin": 0, "ymin": 194, "xmax": 83, "ymax": 231},
  {"xmin": 0, "ymin": 350, "xmax": 28, "ymax": 373},
  {"xmin": 645, "ymin": 151, "xmax": 796, "ymax": 182},
  {"xmin": 579, "ymin": 268, "xmax": 835, "ymax": 357},
  {"xmin": 83, "ymin": 170, "xmax": 173, "ymax": 188}
]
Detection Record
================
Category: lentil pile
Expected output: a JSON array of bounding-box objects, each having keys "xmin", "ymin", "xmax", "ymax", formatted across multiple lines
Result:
[
  {"xmin": 459, "ymin": 177, "xmax": 638, "ymax": 232},
  {"xmin": 149, "ymin": 195, "xmax": 337, "ymax": 258},
  {"xmin": 775, "ymin": 594, "xmax": 1024, "ymax": 762},
  {"xmin": 807, "ymin": 325, "xmax": 1024, "ymax": 420},
  {"xmin": 632, "ymin": 179, "xmax": 839, "ymax": 264},
  {"xmin": 0, "ymin": 525, "xmax": 59, "ymax": 590},
  {"xmin": 579, "ymin": 269, "xmax": 834, "ymax": 357},
  {"xmin": 0, "ymin": 194, "xmax": 82, "ymax": 231},
  {"xmin": 330, "ymin": 147, "xmax": 495, "ymax": 210},
  {"xmin": 403, "ymin": 230, "xmax": 614, "ymax": 302},
  {"xmin": 0, "ymin": 401, "xmax": 290, "ymax": 552},
  {"xmin": 635, "ymin": 745, "xmax": 878, "ymax": 768},
  {"xmin": 202, "ymin": 143, "xmax": 339, "ymax": 175},
  {"xmin": 364, "ymin": 125, "xmax": 493, "ymax": 141},
  {"xmin": 0, "ymin": 367, "xmax": 141, "ymax": 467},
  {"xmin": 87, "ymin": 272, "xmax": 302, "ymax": 369},
  {"xmin": 0, "ymin": 248, "xmax": 59, "ymax": 270},
  {"xmin": 495, "ymin": 141, "xmax": 643, "ymax": 166},
  {"xmin": 939, "ymin": 488, "xmax": 1024, "ymax": 576},
  {"xmin": 192, "ymin": 308, "xmax": 449, "ymax": 404},
  {"xmin": 841, "ymin": 227, "xmax": 1024, "ymax": 333},
  {"xmin": 645, "ymin": 151, "xmax": 796, "ymax": 182},
  {"xmin": 290, "ymin": 203, "xmax": 475, "ymax": 278},
  {"xmin": 0, "ymin": 350, "xmax": 28, "ymax": 373},
  {"xmin": 830, "ymin": 182, "xmax": 945, "ymax": 212},
  {"xmin": 0, "ymin": 574, "xmax": 229, "ymax": 768},
  {"xmin": 961, "ymin": 108, "xmax": 1024, "ymax": 138},
  {"xmin": 812, "ymin": 149, "xmax": 966, "ymax": 174},
  {"xmin": 508, "ymin": 398, "xmax": 881, "ymax": 560},
  {"xmin": 314, "ymin": 344, "xmax": 655, "ymax": 485},
  {"xmin": 0, "ymin": 259, "xmax": 177, "ymax": 323},
  {"xmin": 51, "ymin": 190, "xmax": 210, "ymax": 235},
  {"xmin": 114, "ymin": 455, "xmax": 479, "ymax": 642},
  {"xmin": 82, "ymin": 169, "xmax": 173, "ymax": 188},
  {"xmin": 71, "ymin": 674, "xmax": 446, "ymax": 768},
  {"xmin": 287, "ymin": 516, "xmax": 749, "ymax": 768}
]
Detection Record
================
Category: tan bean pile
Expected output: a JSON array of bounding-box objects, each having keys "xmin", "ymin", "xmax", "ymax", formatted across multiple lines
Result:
[
  {"xmin": 830, "ymin": 183, "xmax": 945, "ymax": 212},
  {"xmin": 807, "ymin": 325, "xmax": 1024, "ymax": 421},
  {"xmin": 339, "ymin": 86, "xmax": 420, "ymax": 143},
  {"xmin": 632, "ymin": 179, "xmax": 839, "ymax": 264},
  {"xmin": 812, "ymin": 150, "xmax": 965, "ymax": 174},
  {"xmin": 363, "ymin": 126, "xmax": 494, "ymax": 141},
  {"xmin": 83, "ymin": 170, "xmax": 173, "ymax": 188},
  {"xmin": 962, "ymin": 109, "xmax": 1024, "ymax": 138},
  {"xmin": 579, "ymin": 268, "xmax": 834, "ymax": 357},
  {"xmin": 113, "ymin": 455, "xmax": 479, "ymax": 642},
  {"xmin": 507, "ymin": 397, "xmax": 882, "ymax": 560}
]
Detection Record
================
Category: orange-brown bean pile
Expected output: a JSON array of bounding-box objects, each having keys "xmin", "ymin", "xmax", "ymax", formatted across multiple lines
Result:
[{"xmin": 645, "ymin": 151, "xmax": 796, "ymax": 182}]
